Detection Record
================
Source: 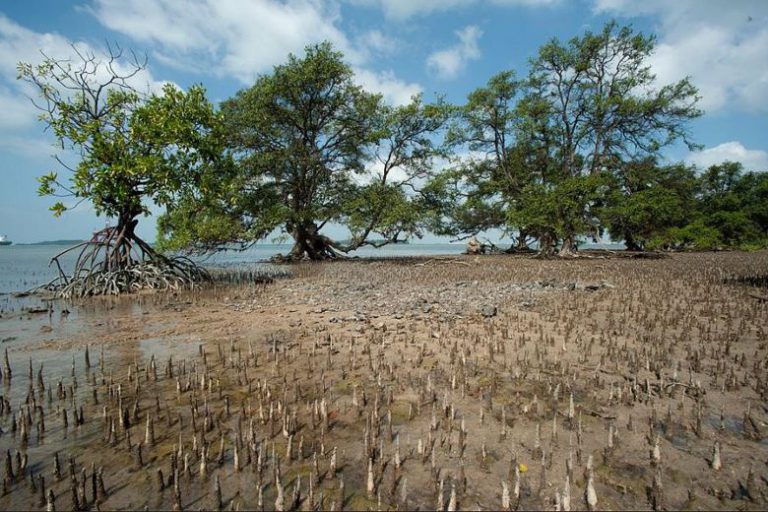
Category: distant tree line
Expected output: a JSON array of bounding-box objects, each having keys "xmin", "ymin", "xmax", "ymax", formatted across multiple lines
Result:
[{"xmin": 22, "ymin": 22, "xmax": 768, "ymax": 277}]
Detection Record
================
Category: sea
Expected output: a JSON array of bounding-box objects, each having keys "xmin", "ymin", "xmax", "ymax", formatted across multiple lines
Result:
[
  {"xmin": 0, "ymin": 239, "xmax": 621, "ymax": 386},
  {"xmin": 0, "ymin": 239, "xmax": 627, "ymax": 314},
  {"xmin": 0, "ymin": 241, "xmax": 466, "ymax": 299}
]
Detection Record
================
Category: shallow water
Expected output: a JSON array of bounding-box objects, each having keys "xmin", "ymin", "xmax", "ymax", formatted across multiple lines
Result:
[
  {"xmin": 1, "ymin": 240, "xmax": 628, "ymax": 301},
  {"xmin": 0, "ymin": 242, "xmax": 469, "ymax": 298}
]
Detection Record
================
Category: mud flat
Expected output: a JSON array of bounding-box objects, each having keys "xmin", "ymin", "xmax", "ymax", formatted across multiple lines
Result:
[{"xmin": 0, "ymin": 251, "xmax": 766, "ymax": 510}]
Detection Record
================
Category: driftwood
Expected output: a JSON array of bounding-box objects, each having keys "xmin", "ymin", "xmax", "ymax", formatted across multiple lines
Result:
[
  {"xmin": 414, "ymin": 258, "xmax": 471, "ymax": 268},
  {"xmin": 584, "ymin": 409, "xmax": 617, "ymax": 420}
]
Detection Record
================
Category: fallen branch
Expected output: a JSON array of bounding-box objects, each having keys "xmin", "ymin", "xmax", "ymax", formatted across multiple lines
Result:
[
  {"xmin": 414, "ymin": 258, "xmax": 471, "ymax": 267},
  {"xmin": 584, "ymin": 409, "xmax": 617, "ymax": 420}
]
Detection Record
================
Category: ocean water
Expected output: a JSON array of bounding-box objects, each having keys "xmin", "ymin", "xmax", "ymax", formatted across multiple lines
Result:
[
  {"xmin": 0, "ymin": 239, "xmax": 626, "ymax": 304},
  {"xmin": 0, "ymin": 242, "xmax": 467, "ymax": 297}
]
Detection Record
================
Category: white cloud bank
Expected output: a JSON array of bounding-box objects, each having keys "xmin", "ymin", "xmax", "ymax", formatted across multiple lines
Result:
[
  {"xmin": 0, "ymin": 14, "xmax": 166, "ymax": 157},
  {"xmin": 354, "ymin": 68, "xmax": 421, "ymax": 105},
  {"xmin": 87, "ymin": 0, "xmax": 420, "ymax": 105},
  {"xmin": 593, "ymin": 0, "xmax": 768, "ymax": 113},
  {"xmin": 88, "ymin": 0, "xmax": 357, "ymax": 82},
  {"xmin": 349, "ymin": 0, "xmax": 559, "ymax": 21},
  {"xmin": 685, "ymin": 141, "xmax": 768, "ymax": 172},
  {"xmin": 427, "ymin": 25, "xmax": 483, "ymax": 80}
]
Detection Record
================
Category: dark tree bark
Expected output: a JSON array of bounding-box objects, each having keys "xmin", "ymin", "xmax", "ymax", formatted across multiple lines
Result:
[
  {"xmin": 623, "ymin": 232, "xmax": 642, "ymax": 251},
  {"xmin": 287, "ymin": 221, "xmax": 340, "ymax": 260},
  {"xmin": 558, "ymin": 234, "xmax": 578, "ymax": 257}
]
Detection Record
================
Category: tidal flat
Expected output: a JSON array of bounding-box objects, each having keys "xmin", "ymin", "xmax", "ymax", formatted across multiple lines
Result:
[{"xmin": 0, "ymin": 251, "xmax": 767, "ymax": 510}]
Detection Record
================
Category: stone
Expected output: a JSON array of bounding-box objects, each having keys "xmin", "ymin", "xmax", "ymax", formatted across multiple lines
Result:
[
  {"xmin": 466, "ymin": 237, "xmax": 484, "ymax": 255},
  {"xmin": 479, "ymin": 305, "xmax": 497, "ymax": 318}
]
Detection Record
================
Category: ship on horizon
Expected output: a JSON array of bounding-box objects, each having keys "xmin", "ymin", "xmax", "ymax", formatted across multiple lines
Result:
[{"xmin": 0, "ymin": 235, "xmax": 12, "ymax": 246}]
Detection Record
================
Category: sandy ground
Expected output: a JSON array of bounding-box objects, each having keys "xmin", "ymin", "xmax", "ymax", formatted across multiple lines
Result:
[{"xmin": 0, "ymin": 251, "xmax": 767, "ymax": 510}]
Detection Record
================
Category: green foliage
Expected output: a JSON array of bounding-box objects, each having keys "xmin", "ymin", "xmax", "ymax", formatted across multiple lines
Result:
[
  {"xmin": 735, "ymin": 171, "xmax": 768, "ymax": 233},
  {"xmin": 160, "ymin": 42, "xmax": 449, "ymax": 258},
  {"xmin": 601, "ymin": 159, "xmax": 698, "ymax": 249},
  {"xmin": 691, "ymin": 162, "xmax": 768, "ymax": 249},
  {"xmin": 429, "ymin": 71, "xmax": 530, "ymax": 243},
  {"xmin": 430, "ymin": 21, "xmax": 702, "ymax": 253},
  {"xmin": 643, "ymin": 162, "xmax": 768, "ymax": 250},
  {"xmin": 23, "ymin": 37, "xmax": 766, "ymax": 260},
  {"xmin": 19, "ymin": 52, "xmax": 224, "ymax": 229},
  {"xmin": 648, "ymin": 220, "xmax": 723, "ymax": 251},
  {"xmin": 510, "ymin": 173, "xmax": 610, "ymax": 242}
]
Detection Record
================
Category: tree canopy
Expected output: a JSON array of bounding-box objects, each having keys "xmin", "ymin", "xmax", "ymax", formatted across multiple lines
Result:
[
  {"xmin": 23, "ymin": 24, "xmax": 768, "ymax": 290},
  {"xmin": 159, "ymin": 42, "xmax": 449, "ymax": 259},
  {"xmin": 429, "ymin": 21, "xmax": 704, "ymax": 255},
  {"xmin": 19, "ymin": 45, "xmax": 224, "ymax": 295},
  {"xmin": 648, "ymin": 162, "xmax": 768, "ymax": 250}
]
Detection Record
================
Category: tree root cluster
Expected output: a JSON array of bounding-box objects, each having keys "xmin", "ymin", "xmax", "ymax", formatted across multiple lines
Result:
[
  {"xmin": 49, "ymin": 258, "xmax": 210, "ymax": 299},
  {"xmin": 37, "ymin": 228, "xmax": 211, "ymax": 298}
]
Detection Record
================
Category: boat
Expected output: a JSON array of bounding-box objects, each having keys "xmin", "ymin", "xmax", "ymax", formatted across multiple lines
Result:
[{"xmin": 0, "ymin": 235, "xmax": 11, "ymax": 246}]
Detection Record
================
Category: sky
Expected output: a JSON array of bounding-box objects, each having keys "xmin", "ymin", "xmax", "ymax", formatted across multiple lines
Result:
[{"xmin": 0, "ymin": 0, "xmax": 766, "ymax": 243}]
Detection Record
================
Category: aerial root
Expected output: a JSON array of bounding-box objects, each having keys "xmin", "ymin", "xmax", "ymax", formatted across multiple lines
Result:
[
  {"xmin": 46, "ymin": 257, "xmax": 210, "ymax": 299},
  {"xmin": 35, "ymin": 230, "xmax": 211, "ymax": 298}
]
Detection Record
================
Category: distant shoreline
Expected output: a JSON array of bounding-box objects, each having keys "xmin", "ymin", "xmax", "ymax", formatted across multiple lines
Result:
[{"xmin": 15, "ymin": 239, "xmax": 86, "ymax": 246}]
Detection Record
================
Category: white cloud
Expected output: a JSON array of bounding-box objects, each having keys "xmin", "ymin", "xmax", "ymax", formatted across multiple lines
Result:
[
  {"xmin": 0, "ymin": 15, "xmax": 164, "ymax": 96},
  {"xmin": 427, "ymin": 25, "xmax": 483, "ymax": 80},
  {"xmin": 349, "ymin": 0, "xmax": 559, "ymax": 20},
  {"xmin": 0, "ymin": 85, "xmax": 37, "ymax": 130},
  {"xmin": 88, "ymin": 0, "xmax": 360, "ymax": 83},
  {"xmin": 593, "ymin": 0, "xmax": 768, "ymax": 113},
  {"xmin": 0, "ymin": 14, "xmax": 167, "ymax": 162},
  {"xmin": 358, "ymin": 30, "xmax": 399, "ymax": 56},
  {"xmin": 685, "ymin": 141, "xmax": 768, "ymax": 172},
  {"xmin": 0, "ymin": 134, "xmax": 56, "ymax": 159},
  {"xmin": 354, "ymin": 68, "xmax": 421, "ymax": 106},
  {"xmin": 87, "ymin": 0, "xmax": 422, "ymax": 104},
  {"xmin": 354, "ymin": 0, "xmax": 473, "ymax": 20},
  {"xmin": 492, "ymin": 0, "xmax": 560, "ymax": 6}
]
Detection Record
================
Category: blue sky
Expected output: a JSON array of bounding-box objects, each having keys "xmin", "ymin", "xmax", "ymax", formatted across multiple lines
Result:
[{"xmin": 1, "ymin": 0, "xmax": 766, "ymax": 243}]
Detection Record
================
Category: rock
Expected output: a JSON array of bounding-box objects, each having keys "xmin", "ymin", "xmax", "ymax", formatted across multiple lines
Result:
[
  {"xmin": 479, "ymin": 305, "xmax": 497, "ymax": 318},
  {"xmin": 582, "ymin": 281, "xmax": 615, "ymax": 292},
  {"xmin": 422, "ymin": 304, "xmax": 433, "ymax": 314},
  {"xmin": 466, "ymin": 237, "xmax": 484, "ymax": 255}
]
